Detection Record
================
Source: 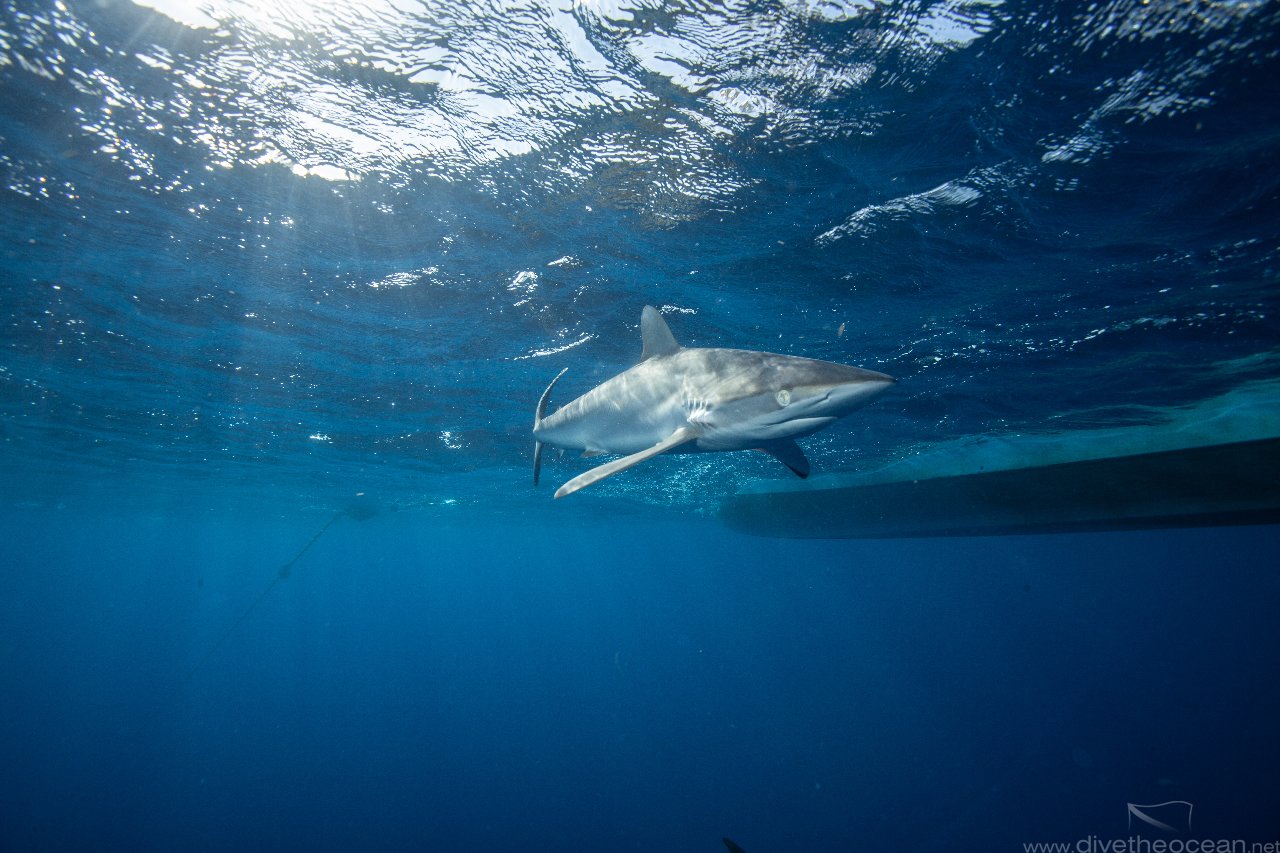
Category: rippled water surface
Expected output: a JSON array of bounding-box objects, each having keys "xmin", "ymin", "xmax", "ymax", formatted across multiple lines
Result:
[
  {"xmin": 2, "ymin": 2, "xmax": 1279, "ymax": 851},
  {"xmin": 4, "ymin": 0, "xmax": 1277, "ymax": 514}
]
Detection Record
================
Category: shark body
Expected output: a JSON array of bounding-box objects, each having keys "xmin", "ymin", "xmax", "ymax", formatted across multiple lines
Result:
[{"xmin": 532, "ymin": 306, "xmax": 894, "ymax": 498}]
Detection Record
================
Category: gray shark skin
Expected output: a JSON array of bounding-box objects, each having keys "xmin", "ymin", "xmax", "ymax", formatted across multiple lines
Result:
[{"xmin": 533, "ymin": 306, "xmax": 895, "ymax": 498}]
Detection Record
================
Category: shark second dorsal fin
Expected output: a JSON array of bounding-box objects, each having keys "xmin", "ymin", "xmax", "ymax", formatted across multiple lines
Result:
[{"xmin": 640, "ymin": 306, "xmax": 680, "ymax": 361}]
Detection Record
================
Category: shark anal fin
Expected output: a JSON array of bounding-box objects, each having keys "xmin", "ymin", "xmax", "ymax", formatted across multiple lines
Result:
[
  {"xmin": 758, "ymin": 438, "xmax": 810, "ymax": 478},
  {"xmin": 555, "ymin": 426, "xmax": 699, "ymax": 498}
]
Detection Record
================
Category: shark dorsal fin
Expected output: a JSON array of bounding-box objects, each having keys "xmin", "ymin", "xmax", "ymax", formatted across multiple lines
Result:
[{"xmin": 640, "ymin": 306, "xmax": 680, "ymax": 361}]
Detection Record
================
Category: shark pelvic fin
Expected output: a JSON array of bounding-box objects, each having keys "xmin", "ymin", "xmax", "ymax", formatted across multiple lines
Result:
[
  {"xmin": 555, "ymin": 425, "xmax": 699, "ymax": 498},
  {"xmin": 758, "ymin": 438, "xmax": 810, "ymax": 478},
  {"xmin": 640, "ymin": 305, "xmax": 680, "ymax": 361},
  {"xmin": 533, "ymin": 367, "xmax": 569, "ymax": 486}
]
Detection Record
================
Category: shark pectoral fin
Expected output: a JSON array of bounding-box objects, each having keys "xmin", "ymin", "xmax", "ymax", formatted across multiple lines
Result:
[
  {"xmin": 759, "ymin": 438, "xmax": 810, "ymax": 478},
  {"xmin": 554, "ymin": 426, "xmax": 700, "ymax": 499},
  {"xmin": 581, "ymin": 450, "xmax": 606, "ymax": 458}
]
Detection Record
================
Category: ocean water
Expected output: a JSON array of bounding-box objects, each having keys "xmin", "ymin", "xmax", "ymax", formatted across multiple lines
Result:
[{"xmin": 1, "ymin": 0, "xmax": 1278, "ymax": 850}]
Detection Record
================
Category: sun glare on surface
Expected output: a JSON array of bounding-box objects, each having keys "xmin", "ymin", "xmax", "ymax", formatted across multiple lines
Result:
[{"xmin": 130, "ymin": 0, "xmax": 402, "ymax": 35}]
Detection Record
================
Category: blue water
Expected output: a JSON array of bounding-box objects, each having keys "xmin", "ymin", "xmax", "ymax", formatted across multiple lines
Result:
[{"xmin": 2, "ymin": 0, "xmax": 1279, "ymax": 850}]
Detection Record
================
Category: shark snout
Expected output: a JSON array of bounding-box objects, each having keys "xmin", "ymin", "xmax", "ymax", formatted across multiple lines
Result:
[
  {"xmin": 809, "ymin": 370, "xmax": 895, "ymax": 415},
  {"xmin": 731, "ymin": 369, "xmax": 894, "ymax": 445}
]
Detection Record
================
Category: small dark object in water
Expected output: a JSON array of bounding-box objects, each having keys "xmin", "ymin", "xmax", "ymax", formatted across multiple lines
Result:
[
  {"xmin": 344, "ymin": 492, "xmax": 380, "ymax": 521},
  {"xmin": 723, "ymin": 839, "xmax": 746, "ymax": 853}
]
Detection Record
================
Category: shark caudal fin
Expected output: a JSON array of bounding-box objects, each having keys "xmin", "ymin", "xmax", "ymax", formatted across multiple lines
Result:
[{"xmin": 533, "ymin": 367, "xmax": 569, "ymax": 486}]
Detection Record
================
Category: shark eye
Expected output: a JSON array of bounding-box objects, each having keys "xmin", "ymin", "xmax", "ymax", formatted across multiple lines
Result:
[{"xmin": 775, "ymin": 389, "xmax": 791, "ymax": 407}]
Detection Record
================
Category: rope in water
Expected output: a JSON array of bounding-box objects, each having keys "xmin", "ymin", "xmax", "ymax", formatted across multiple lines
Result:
[{"xmin": 185, "ymin": 509, "xmax": 345, "ymax": 680}]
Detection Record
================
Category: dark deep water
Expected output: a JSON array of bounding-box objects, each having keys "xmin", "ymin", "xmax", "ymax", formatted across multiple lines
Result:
[
  {"xmin": 2, "ymin": 0, "xmax": 1279, "ymax": 850},
  {"xmin": 4, "ymin": 515, "xmax": 1279, "ymax": 851}
]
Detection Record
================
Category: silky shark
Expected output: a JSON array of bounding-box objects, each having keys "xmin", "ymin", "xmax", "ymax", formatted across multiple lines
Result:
[{"xmin": 533, "ymin": 306, "xmax": 895, "ymax": 498}]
